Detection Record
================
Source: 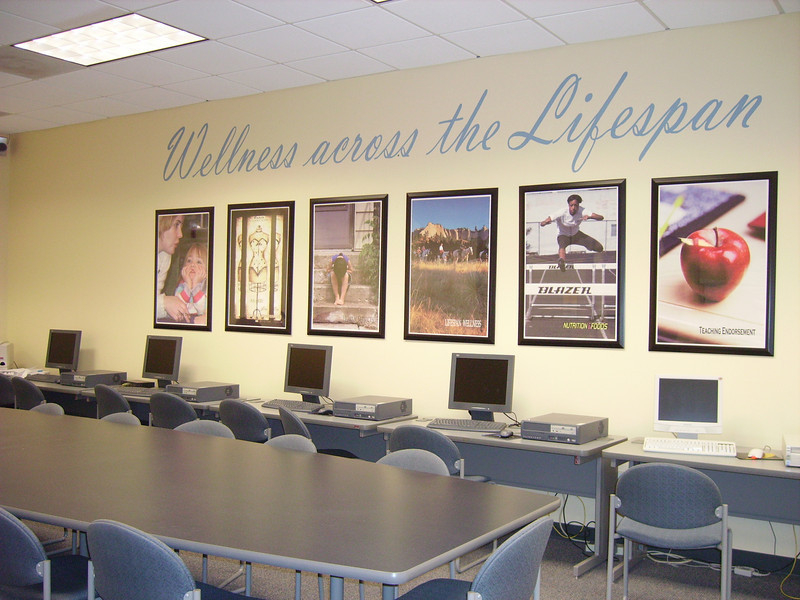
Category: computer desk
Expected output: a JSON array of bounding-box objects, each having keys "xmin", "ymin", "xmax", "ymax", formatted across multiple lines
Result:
[
  {"xmin": 377, "ymin": 418, "xmax": 627, "ymax": 577},
  {"xmin": 603, "ymin": 440, "xmax": 800, "ymax": 525},
  {"xmin": 0, "ymin": 408, "xmax": 560, "ymax": 600}
]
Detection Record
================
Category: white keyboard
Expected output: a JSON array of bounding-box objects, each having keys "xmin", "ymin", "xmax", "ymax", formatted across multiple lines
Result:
[{"xmin": 643, "ymin": 437, "xmax": 737, "ymax": 457}]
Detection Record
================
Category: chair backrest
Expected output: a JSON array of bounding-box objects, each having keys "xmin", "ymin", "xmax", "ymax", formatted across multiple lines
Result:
[
  {"xmin": 278, "ymin": 406, "xmax": 311, "ymax": 438},
  {"xmin": 387, "ymin": 425, "xmax": 462, "ymax": 476},
  {"xmin": 615, "ymin": 462, "xmax": 723, "ymax": 529},
  {"xmin": 95, "ymin": 384, "xmax": 131, "ymax": 419},
  {"xmin": 219, "ymin": 398, "xmax": 270, "ymax": 442},
  {"xmin": 149, "ymin": 392, "xmax": 198, "ymax": 429},
  {"xmin": 0, "ymin": 374, "xmax": 14, "ymax": 407},
  {"xmin": 101, "ymin": 411, "xmax": 142, "ymax": 426},
  {"xmin": 266, "ymin": 434, "xmax": 317, "ymax": 453},
  {"xmin": 87, "ymin": 519, "xmax": 196, "ymax": 600},
  {"xmin": 10, "ymin": 377, "xmax": 46, "ymax": 410},
  {"xmin": 0, "ymin": 506, "xmax": 47, "ymax": 587},
  {"xmin": 30, "ymin": 402, "xmax": 65, "ymax": 415},
  {"xmin": 175, "ymin": 419, "xmax": 235, "ymax": 438},
  {"xmin": 470, "ymin": 516, "xmax": 553, "ymax": 600},
  {"xmin": 377, "ymin": 448, "xmax": 450, "ymax": 476}
]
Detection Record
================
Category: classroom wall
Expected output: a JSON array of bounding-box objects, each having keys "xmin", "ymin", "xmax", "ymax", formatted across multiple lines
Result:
[{"xmin": 4, "ymin": 15, "xmax": 799, "ymax": 555}]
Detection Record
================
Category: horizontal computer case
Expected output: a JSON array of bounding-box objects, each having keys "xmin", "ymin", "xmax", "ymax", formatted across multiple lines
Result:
[
  {"xmin": 521, "ymin": 413, "xmax": 608, "ymax": 444},
  {"xmin": 333, "ymin": 396, "xmax": 412, "ymax": 420}
]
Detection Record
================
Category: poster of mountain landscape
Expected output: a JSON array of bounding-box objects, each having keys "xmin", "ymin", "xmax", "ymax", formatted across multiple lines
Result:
[{"xmin": 404, "ymin": 189, "xmax": 497, "ymax": 343}]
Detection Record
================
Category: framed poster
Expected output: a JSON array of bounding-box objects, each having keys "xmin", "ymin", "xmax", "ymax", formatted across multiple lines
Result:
[
  {"xmin": 225, "ymin": 201, "xmax": 294, "ymax": 334},
  {"xmin": 308, "ymin": 195, "xmax": 388, "ymax": 338},
  {"xmin": 649, "ymin": 171, "xmax": 777, "ymax": 355},
  {"xmin": 404, "ymin": 188, "xmax": 497, "ymax": 343},
  {"xmin": 519, "ymin": 180, "xmax": 625, "ymax": 348},
  {"xmin": 154, "ymin": 207, "xmax": 213, "ymax": 331}
]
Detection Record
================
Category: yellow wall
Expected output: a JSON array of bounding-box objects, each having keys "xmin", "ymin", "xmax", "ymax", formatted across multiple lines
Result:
[{"xmin": 4, "ymin": 15, "xmax": 799, "ymax": 555}]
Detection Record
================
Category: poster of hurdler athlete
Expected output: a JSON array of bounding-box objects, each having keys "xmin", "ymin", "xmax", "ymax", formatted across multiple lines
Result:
[{"xmin": 519, "ymin": 181, "xmax": 625, "ymax": 348}]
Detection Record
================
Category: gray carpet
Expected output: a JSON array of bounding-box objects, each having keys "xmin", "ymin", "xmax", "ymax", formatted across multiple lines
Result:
[{"xmin": 30, "ymin": 522, "xmax": 793, "ymax": 599}]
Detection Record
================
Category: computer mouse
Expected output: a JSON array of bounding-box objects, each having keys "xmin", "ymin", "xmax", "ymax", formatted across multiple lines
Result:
[
  {"xmin": 499, "ymin": 429, "xmax": 514, "ymax": 438},
  {"xmin": 747, "ymin": 448, "xmax": 764, "ymax": 459},
  {"xmin": 312, "ymin": 406, "xmax": 333, "ymax": 415}
]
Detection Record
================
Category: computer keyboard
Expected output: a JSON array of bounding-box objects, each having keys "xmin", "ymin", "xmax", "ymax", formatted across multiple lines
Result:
[
  {"xmin": 262, "ymin": 398, "xmax": 322, "ymax": 413},
  {"xmin": 26, "ymin": 373, "xmax": 61, "ymax": 384},
  {"xmin": 109, "ymin": 385, "xmax": 162, "ymax": 398},
  {"xmin": 427, "ymin": 418, "xmax": 507, "ymax": 433},
  {"xmin": 643, "ymin": 437, "xmax": 737, "ymax": 457}
]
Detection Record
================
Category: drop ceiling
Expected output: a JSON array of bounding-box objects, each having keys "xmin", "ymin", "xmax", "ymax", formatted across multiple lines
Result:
[{"xmin": 0, "ymin": 0, "xmax": 796, "ymax": 135}]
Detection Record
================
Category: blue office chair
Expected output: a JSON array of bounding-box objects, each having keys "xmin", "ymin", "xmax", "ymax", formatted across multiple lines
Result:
[
  {"xmin": 278, "ymin": 406, "xmax": 358, "ymax": 459},
  {"xmin": 94, "ymin": 384, "xmax": 131, "ymax": 419},
  {"xmin": 0, "ymin": 374, "xmax": 14, "ymax": 407},
  {"xmin": 11, "ymin": 376, "xmax": 46, "ymax": 410},
  {"xmin": 219, "ymin": 399, "xmax": 270, "ymax": 443},
  {"xmin": 0, "ymin": 506, "xmax": 90, "ymax": 600},
  {"xmin": 149, "ymin": 392, "xmax": 198, "ymax": 429},
  {"xmin": 395, "ymin": 515, "xmax": 554, "ymax": 600},
  {"xmin": 30, "ymin": 402, "xmax": 65, "ymax": 415},
  {"xmin": 175, "ymin": 419, "xmax": 235, "ymax": 438},
  {"xmin": 87, "ymin": 519, "xmax": 263, "ymax": 600},
  {"xmin": 266, "ymin": 433, "xmax": 317, "ymax": 453},
  {"xmin": 100, "ymin": 411, "xmax": 141, "ymax": 425},
  {"xmin": 387, "ymin": 425, "xmax": 490, "ymax": 481},
  {"xmin": 377, "ymin": 448, "xmax": 450, "ymax": 476},
  {"xmin": 606, "ymin": 462, "xmax": 732, "ymax": 600}
]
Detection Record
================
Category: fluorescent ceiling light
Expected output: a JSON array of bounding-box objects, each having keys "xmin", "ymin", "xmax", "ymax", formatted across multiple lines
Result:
[{"xmin": 14, "ymin": 14, "xmax": 205, "ymax": 66}]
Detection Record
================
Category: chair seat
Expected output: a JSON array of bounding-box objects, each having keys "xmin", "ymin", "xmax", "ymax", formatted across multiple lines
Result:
[
  {"xmin": 0, "ymin": 555, "xmax": 90, "ymax": 600},
  {"xmin": 395, "ymin": 577, "xmax": 471, "ymax": 600},
  {"xmin": 195, "ymin": 580, "xmax": 262, "ymax": 599},
  {"xmin": 617, "ymin": 517, "xmax": 723, "ymax": 549}
]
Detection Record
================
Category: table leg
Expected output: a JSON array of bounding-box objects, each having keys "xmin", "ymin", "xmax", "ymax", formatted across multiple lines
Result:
[
  {"xmin": 329, "ymin": 576, "xmax": 344, "ymax": 600},
  {"xmin": 573, "ymin": 456, "xmax": 617, "ymax": 577},
  {"xmin": 382, "ymin": 584, "xmax": 398, "ymax": 599}
]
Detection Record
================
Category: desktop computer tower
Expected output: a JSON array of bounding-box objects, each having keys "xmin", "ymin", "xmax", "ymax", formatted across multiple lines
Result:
[
  {"xmin": 333, "ymin": 396, "xmax": 412, "ymax": 421},
  {"xmin": 60, "ymin": 370, "xmax": 127, "ymax": 387},
  {"xmin": 521, "ymin": 413, "xmax": 608, "ymax": 444},
  {"xmin": 166, "ymin": 381, "xmax": 239, "ymax": 403}
]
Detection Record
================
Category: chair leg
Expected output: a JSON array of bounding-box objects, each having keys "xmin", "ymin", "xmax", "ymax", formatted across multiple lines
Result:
[{"xmin": 294, "ymin": 571, "xmax": 301, "ymax": 600}]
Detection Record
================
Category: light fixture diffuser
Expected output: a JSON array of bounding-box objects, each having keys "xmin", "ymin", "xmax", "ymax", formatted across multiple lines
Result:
[{"xmin": 14, "ymin": 14, "xmax": 205, "ymax": 66}]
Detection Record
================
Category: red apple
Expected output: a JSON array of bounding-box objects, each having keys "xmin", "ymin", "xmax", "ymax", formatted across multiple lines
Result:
[{"xmin": 679, "ymin": 227, "xmax": 750, "ymax": 302}]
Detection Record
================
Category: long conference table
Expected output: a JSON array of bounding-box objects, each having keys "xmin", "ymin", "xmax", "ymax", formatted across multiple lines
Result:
[{"xmin": 0, "ymin": 408, "xmax": 560, "ymax": 600}]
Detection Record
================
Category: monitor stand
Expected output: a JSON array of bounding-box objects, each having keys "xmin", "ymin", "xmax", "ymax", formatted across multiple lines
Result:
[
  {"xmin": 301, "ymin": 393, "xmax": 321, "ymax": 404},
  {"xmin": 469, "ymin": 409, "xmax": 494, "ymax": 421},
  {"xmin": 675, "ymin": 432, "xmax": 699, "ymax": 440},
  {"xmin": 156, "ymin": 379, "xmax": 172, "ymax": 389}
]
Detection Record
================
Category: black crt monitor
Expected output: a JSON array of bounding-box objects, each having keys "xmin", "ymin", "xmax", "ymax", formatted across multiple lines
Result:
[
  {"xmin": 141, "ymin": 335, "xmax": 182, "ymax": 388},
  {"xmin": 448, "ymin": 353, "xmax": 515, "ymax": 421},
  {"xmin": 284, "ymin": 343, "xmax": 333, "ymax": 404},
  {"xmin": 45, "ymin": 329, "xmax": 82, "ymax": 374},
  {"xmin": 654, "ymin": 376, "xmax": 723, "ymax": 439}
]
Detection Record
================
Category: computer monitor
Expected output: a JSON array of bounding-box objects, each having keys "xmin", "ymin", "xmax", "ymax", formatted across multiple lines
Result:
[
  {"xmin": 45, "ymin": 329, "xmax": 82, "ymax": 374},
  {"xmin": 654, "ymin": 376, "xmax": 722, "ymax": 439},
  {"xmin": 284, "ymin": 343, "xmax": 333, "ymax": 404},
  {"xmin": 141, "ymin": 335, "xmax": 182, "ymax": 388},
  {"xmin": 448, "ymin": 353, "xmax": 514, "ymax": 421}
]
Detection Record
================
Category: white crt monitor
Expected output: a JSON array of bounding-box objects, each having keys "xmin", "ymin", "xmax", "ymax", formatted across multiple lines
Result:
[{"xmin": 654, "ymin": 376, "xmax": 722, "ymax": 439}]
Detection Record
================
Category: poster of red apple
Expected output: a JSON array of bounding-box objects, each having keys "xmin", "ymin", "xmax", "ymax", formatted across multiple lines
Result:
[{"xmin": 649, "ymin": 172, "xmax": 777, "ymax": 355}]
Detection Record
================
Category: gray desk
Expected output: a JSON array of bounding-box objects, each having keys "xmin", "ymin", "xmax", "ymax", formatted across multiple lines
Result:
[
  {"xmin": 603, "ymin": 440, "xmax": 800, "ymax": 525},
  {"xmin": 0, "ymin": 408, "xmax": 559, "ymax": 600},
  {"xmin": 377, "ymin": 419, "xmax": 626, "ymax": 576}
]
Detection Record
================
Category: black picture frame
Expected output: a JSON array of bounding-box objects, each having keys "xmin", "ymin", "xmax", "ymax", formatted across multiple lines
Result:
[
  {"xmin": 225, "ymin": 201, "xmax": 294, "ymax": 334},
  {"xmin": 308, "ymin": 195, "xmax": 388, "ymax": 338},
  {"xmin": 649, "ymin": 171, "xmax": 777, "ymax": 356},
  {"xmin": 519, "ymin": 180, "xmax": 625, "ymax": 348},
  {"xmin": 154, "ymin": 207, "xmax": 214, "ymax": 331},
  {"xmin": 404, "ymin": 188, "xmax": 498, "ymax": 343}
]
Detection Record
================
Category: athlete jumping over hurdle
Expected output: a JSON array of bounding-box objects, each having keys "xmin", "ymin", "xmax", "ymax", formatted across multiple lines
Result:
[{"xmin": 540, "ymin": 194, "xmax": 604, "ymax": 271}]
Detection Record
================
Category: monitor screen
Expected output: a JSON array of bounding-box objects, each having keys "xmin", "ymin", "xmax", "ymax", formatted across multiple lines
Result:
[
  {"xmin": 45, "ymin": 329, "xmax": 81, "ymax": 373},
  {"xmin": 654, "ymin": 376, "xmax": 722, "ymax": 439},
  {"xmin": 284, "ymin": 343, "xmax": 333, "ymax": 403},
  {"xmin": 448, "ymin": 353, "xmax": 514, "ymax": 419},
  {"xmin": 141, "ymin": 335, "xmax": 182, "ymax": 387}
]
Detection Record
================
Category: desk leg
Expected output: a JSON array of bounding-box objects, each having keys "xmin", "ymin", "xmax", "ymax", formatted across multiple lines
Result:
[
  {"xmin": 573, "ymin": 456, "xmax": 617, "ymax": 577},
  {"xmin": 329, "ymin": 576, "xmax": 343, "ymax": 600},
  {"xmin": 382, "ymin": 584, "xmax": 397, "ymax": 599}
]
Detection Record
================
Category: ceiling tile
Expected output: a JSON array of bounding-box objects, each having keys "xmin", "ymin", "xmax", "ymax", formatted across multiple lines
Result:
[
  {"xmin": 221, "ymin": 63, "xmax": 324, "ymax": 92},
  {"xmin": 154, "ymin": 40, "xmax": 273, "ymax": 75},
  {"xmin": 383, "ymin": 0, "xmax": 525, "ymax": 34},
  {"xmin": 235, "ymin": 0, "xmax": 368, "ymax": 23},
  {"xmin": 644, "ymin": 0, "xmax": 778, "ymax": 29},
  {"xmin": 44, "ymin": 69, "xmax": 149, "ymax": 97},
  {"xmin": 0, "ymin": 112, "xmax": 61, "ymax": 132},
  {"xmin": 109, "ymin": 85, "xmax": 202, "ymax": 110},
  {"xmin": 361, "ymin": 36, "xmax": 473, "ymax": 69},
  {"xmin": 19, "ymin": 104, "xmax": 100, "ymax": 127},
  {"xmin": 63, "ymin": 95, "xmax": 147, "ymax": 118},
  {"xmin": 139, "ymin": 0, "xmax": 282, "ymax": 38},
  {"xmin": 505, "ymin": 0, "xmax": 631, "ymax": 19},
  {"xmin": 0, "ymin": 10, "xmax": 58, "ymax": 45},
  {"xmin": 445, "ymin": 19, "xmax": 562, "ymax": 57},
  {"xmin": 288, "ymin": 51, "xmax": 393, "ymax": 81},
  {"xmin": 297, "ymin": 7, "xmax": 428, "ymax": 49},
  {"xmin": 163, "ymin": 75, "xmax": 260, "ymax": 101},
  {"xmin": 538, "ymin": 3, "xmax": 663, "ymax": 44},
  {"xmin": 92, "ymin": 54, "xmax": 206, "ymax": 86},
  {"xmin": 0, "ymin": 0, "xmax": 125, "ymax": 30},
  {"xmin": 222, "ymin": 24, "xmax": 347, "ymax": 63}
]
